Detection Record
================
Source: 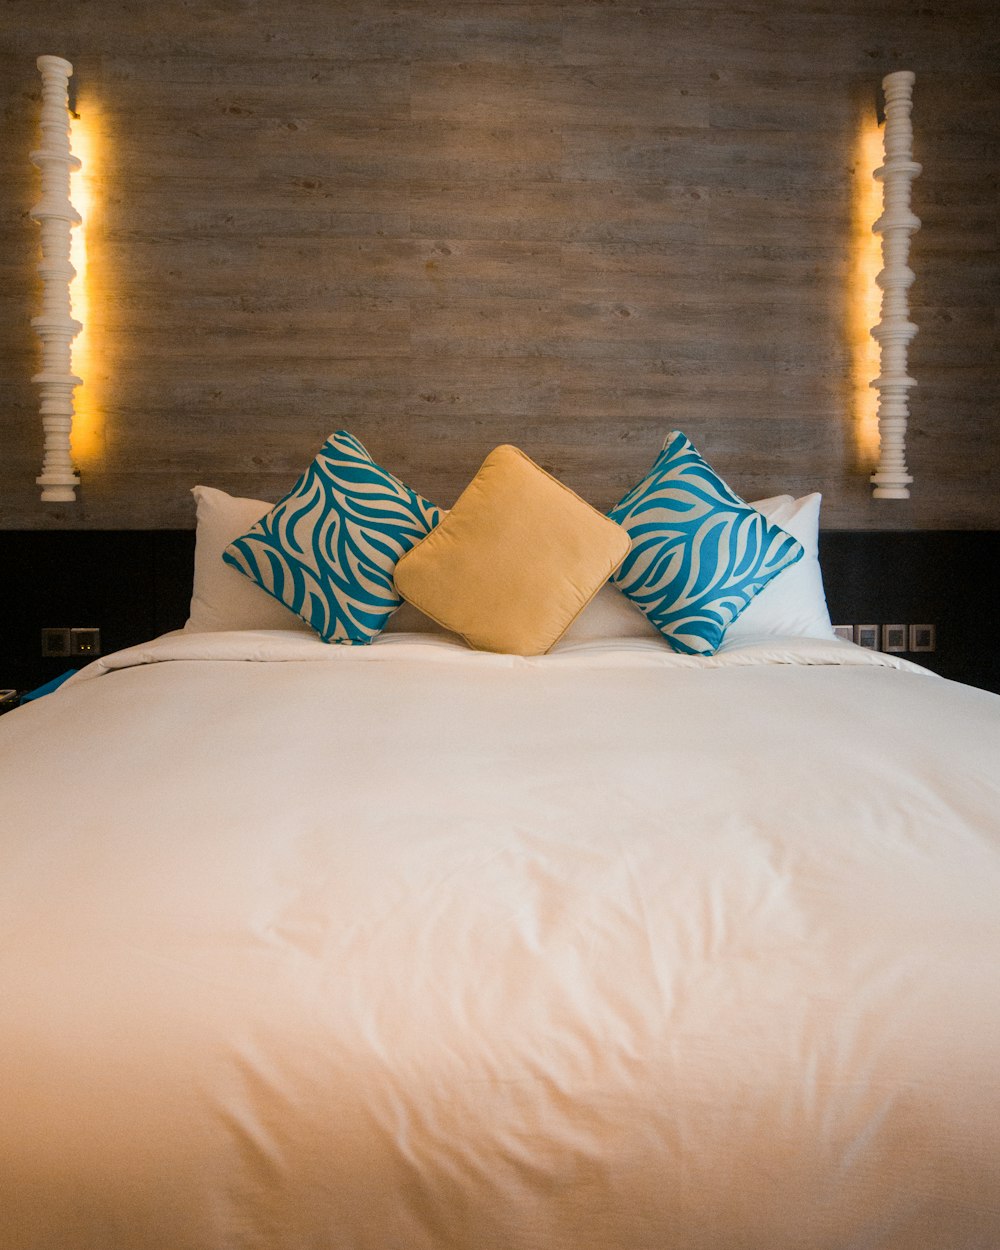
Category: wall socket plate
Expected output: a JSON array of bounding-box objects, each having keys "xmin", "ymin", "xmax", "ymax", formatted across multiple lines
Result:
[
  {"xmin": 41, "ymin": 627, "xmax": 72, "ymax": 657},
  {"xmin": 832, "ymin": 625, "xmax": 854, "ymax": 644},
  {"xmin": 41, "ymin": 627, "xmax": 102, "ymax": 658},
  {"xmin": 70, "ymin": 628, "xmax": 102, "ymax": 657},
  {"xmin": 854, "ymin": 624, "xmax": 881, "ymax": 651},
  {"xmin": 882, "ymin": 624, "xmax": 908, "ymax": 653},
  {"xmin": 909, "ymin": 624, "xmax": 936, "ymax": 653}
]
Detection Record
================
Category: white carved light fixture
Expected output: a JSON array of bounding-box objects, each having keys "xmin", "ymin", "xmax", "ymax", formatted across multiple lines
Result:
[
  {"xmin": 31, "ymin": 54, "xmax": 82, "ymax": 503},
  {"xmin": 870, "ymin": 71, "xmax": 920, "ymax": 500}
]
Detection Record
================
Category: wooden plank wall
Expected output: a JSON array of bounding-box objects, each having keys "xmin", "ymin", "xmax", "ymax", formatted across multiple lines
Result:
[{"xmin": 2, "ymin": 0, "xmax": 997, "ymax": 530}]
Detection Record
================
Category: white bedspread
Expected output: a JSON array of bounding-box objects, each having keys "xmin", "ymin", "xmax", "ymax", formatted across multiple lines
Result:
[{"xmin": 2, "ymin": 633, "xmax": 999, "ymax": 1249}]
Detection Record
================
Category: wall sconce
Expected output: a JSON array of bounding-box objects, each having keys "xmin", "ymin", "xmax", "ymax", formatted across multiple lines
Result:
[
  {"xmin": 870, "ymin": 71, "xmax": 920, "ymax": 500},
  {"xmin": 31, "ymin": 54, "xmax": 82, "ymax": 503}
]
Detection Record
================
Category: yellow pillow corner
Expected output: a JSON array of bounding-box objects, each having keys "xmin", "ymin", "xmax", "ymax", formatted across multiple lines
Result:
[{"xmin": 393, "ymin": 445, "xmax": 630, "ymax": 656}]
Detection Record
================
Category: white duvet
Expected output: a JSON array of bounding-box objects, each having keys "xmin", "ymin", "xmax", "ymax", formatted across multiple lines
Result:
[{"xmin": 2, "ymin": 632, "xmax": 999, "ymax": 1250}]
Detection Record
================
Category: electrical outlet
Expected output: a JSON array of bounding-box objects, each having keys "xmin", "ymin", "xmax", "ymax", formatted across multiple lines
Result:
[
  {"xmin": 41, "ymin": 627, "xmax": 73, "ymax": 657},
  {"xmin": 882, "ymin": 624, "xmax": 908, "ymax": 653},
  {"xmin": 832, "ymin": 625, "xmax": 854, "ymax": 644},
  {"xmin": 70, "ymin": 628, "xmax": 101, "ymax": 657},
  {"xmin": 854, "ymin": 624, "xmax": 880, "ymax": 651},
  {"xmin": 42, "ymin": 627, "xmax": 102, "ymax": 658},
  {"xmin": 909, "ymin": 624, "xmax": 936, "ymax": 653}
]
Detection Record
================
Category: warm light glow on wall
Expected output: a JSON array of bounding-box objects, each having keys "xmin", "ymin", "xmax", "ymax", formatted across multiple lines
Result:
[
  {"xmin": 850, "ymin": 118, "xmax": 884, "ymax": 465},
  {"xmin": 68, "ymin": 104, "xmax": 100, "ymax": 463}
]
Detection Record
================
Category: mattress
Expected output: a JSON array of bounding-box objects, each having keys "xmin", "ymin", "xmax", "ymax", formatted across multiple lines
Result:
[{"xmin": 2, "ymin": 630, "xmax": 999, "ymax": 1249}]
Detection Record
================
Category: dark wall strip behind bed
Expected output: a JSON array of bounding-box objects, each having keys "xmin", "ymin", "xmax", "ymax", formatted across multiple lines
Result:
[{"xmin": 1, "ymin": 531, "xmax": 997, "ymax": 697}]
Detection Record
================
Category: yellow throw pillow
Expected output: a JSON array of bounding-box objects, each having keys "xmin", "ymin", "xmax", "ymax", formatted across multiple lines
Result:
[{"xmin": 393, "ymin": 445, "xmax": 631, "ymax": 656}]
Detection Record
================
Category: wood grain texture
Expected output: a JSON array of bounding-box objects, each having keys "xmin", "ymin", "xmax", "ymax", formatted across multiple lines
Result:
[{"xmin": 1, "ymin": 0, "xmax": 997, "ymax": 530}]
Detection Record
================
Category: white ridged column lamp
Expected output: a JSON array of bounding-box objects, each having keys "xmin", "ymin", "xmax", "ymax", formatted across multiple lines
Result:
[
  {"xmin": 870, "ymin": 70, "xmax": 920, "ymax": 500},
  {"xmin": 31, "ymin": 54, "xmax": 82, "ymax": 503}
]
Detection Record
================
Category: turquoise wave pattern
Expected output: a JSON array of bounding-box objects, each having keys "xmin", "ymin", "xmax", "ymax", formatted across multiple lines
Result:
[
  {"xmin": 224, "ymin": 431, "xmax": 441, "ymax": 643},
  {"xmin": 609, "ymin": 431, "xmax": 804, "ymax": 655}
]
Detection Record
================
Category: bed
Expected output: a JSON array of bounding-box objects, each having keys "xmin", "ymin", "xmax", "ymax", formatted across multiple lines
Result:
[{"xmin": 3, "ymin": 447, "xmax": 1000, "ymax": 1248}]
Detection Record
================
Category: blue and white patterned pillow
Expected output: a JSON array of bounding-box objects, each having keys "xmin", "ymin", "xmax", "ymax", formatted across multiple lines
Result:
[
  {"xmin": 608, "ymin": 431, "xmax": 804, "ymax": 656},
  {"xmin": 223, "ymin": 431, "xmax": 441, "ymax": 644}
]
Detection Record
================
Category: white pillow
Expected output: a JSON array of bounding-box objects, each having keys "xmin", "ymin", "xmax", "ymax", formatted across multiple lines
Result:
[
  {"xmin": 186, "ymin": 486, "xmax": 311, "ymax": 633},
  {"xmin": 381, "ymin": 599, "xmax": 450, "ymax": 634},
  {"xmin": 560, "ymin": 583, "xmax": 661, "ymax": 642},
  {"xmin": 725, "ymin": 493, "xmax": 835, "ymax": 643}
]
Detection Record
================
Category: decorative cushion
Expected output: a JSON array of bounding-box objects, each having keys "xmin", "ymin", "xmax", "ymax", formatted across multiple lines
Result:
[
  {"xmin": 608, "ymin": 431, "xmax": 805, "ymax": 655},
  {"xmin": 393, "ymin": 445, "xmax": 631, "ymax": 656},
  {"xmin": 223, "ymin": 431, "xmax": 442, "ymax": 644},
  {"xmin": 725, "ymin": 493, "xmax": 836, "ymax": 644},
  {"xmin": 186, "ymin": 486, "xmax": 312, "ymax": 634}
]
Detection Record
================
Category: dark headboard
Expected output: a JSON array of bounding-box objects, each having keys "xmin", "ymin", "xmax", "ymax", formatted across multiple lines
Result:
[{"xmin": 3, "ymin": 530, "xmax": 998, "ymax": 697}]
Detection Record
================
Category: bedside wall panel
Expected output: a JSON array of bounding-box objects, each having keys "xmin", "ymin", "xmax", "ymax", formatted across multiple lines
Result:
[{"xmin": 2, "ymin": 531, "xmax": 997, "ymax": 697}]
